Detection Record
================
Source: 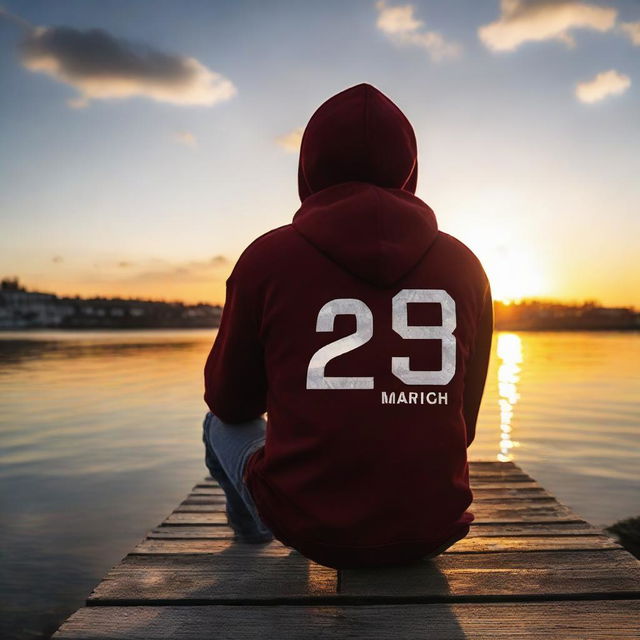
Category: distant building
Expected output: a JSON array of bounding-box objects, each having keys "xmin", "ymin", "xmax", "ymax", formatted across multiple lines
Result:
[
  {"xmin": 0, "ymin": 278, "xmax": 222, "ymax": 329},
  {"xmin": 0, "ymin": 278, "xmax": 74, "ymax": 328},
  {"xmin": 494, "ymin": 299, "xmax": 639, "ymax": 331}
]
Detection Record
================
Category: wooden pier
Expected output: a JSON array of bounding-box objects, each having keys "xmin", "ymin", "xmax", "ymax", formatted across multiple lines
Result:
[{"xmin": 54, "ymin": 461, "xmax": 640, "ymax": 638}]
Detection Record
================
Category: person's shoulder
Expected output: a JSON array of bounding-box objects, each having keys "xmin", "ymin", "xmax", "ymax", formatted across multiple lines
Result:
[
  {"xmin": 436, "ymin": 231, "xmax": 489, "ymax": 284},
  {"xmin": 228, "ymin": 223, "xmax": 295, "ymax": 280},
  {"xmin": 437, "ymin": 231, "xmax": 484, "ymax": 267}
]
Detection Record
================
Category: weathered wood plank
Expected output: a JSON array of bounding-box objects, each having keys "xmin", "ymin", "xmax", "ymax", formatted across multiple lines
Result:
[
  {"xmin": 87, "ymin": 549, "xmax": 640, "ymax": 605},
  {"xmin": 186, "ymin": 488, "xmax": 555, "ymax": 503},
  {"xmin": 53, "ymin": 600, "xmax": 640, "ymax": 640},
  {"xmin": 173, "ymin": 500, "xmax": 568, "ymax": 514},
  {"xmin": 168, "ymin": 502, "xmax": 583, "ymax": 525},
  {"xmin": 188, "ymin": 488, "xmax": 225, "ymax": 496},
  {"xmin": 88, "ymin": 544, "xmax": 337, "ymax": 604},
  {"xmin": 181, "ymin": 496, "xmax": 227, "ymax": 505},
  {"xmin": 199, "ymin": 461, "xmax": 519, "ymax": 479},
  {"xmin": 178, "ymin": 499, "xmax": 566, "ymax": 513},
  {"xmin": 470, "ymin": 482, "xmax": 543, "ymax": 490},
  {"xmin": 468, "ymin": 461, "xmax": 517, "ymax": 467},
  {"xmin": 196, "ymin": 470, "xmax": 535, "ymax": 489},
  {"xmin": 149, "ymin": 526, "xmax": 236, "ymax": 539},
  {"xmin": 148, "ymin": 521, "xmax": 604, "ymax": 540},
  {"xmin": 339, "ymin": 550, "xmax": 640, "ymax": 601},
  {"xmin": 467, "ymin": 522, "xmax": 602, "ymax": 535},
  {"xmin": 470, "ymin": 475, "xmax": 536, "ymax": 483},
  {"xmin": 131, "ymin": 534, "xmax": 620, "ymax": 555}
]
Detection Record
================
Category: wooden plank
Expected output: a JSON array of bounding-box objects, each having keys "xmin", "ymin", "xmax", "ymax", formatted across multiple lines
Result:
[
  {"xmin": 194, "ymin": 476, "xmax": 539, "ymax": 491},
  {"xmin": 172, "ymin": 501, "xmax": 569, "ymax": 514},
  {"xmin": 469, "ymin": 461, "xmax": 517, "ymax": 467},
  {"xmin": 87, "ymin": 549, "xmax": 640, "ymax": 605},
  {"xmin": 186, "ymin": 488, "xmax": 555, "ymax": 503},
  {"xmin": 197, "ymin": 470, "xmax": 534, "ymax": 487},
  {"xmin": 163, "ymin": 512, "xmax": 227, "ymax": 525},
  {"xmin": 131, "ymin": 534, "xmax": 621, "ymax": 555},
  {"xmin": 88, "ymin": 544, "xmax": 337, "ymax": 604},
  {"xmin": 467, "ymin": 522, "xmax": 603, "ymax": 536},
  {"xmin": 149, "ymin": 526, "xmax": 235, "ymax": 539},
  {"xmin": 149, "ymin": 521, "xmax": 604, "ymax": 540},
  {"xmin": 202, "ymin": 461, "xmax": 516, "ymax": 478},
  {"xmin": 53, "ymin": 600, "xmax": 640, "ymax": 640},
  {"xmin": 472, "ymin": 496, "xmax": 557, "ymax": 503},
  {"xmin": 162, "ymin": 512, "xmax": 586, "ymax": 527},
  {"xmin": 470, "ymin": 475, "xmax": 535, "ymax": 483},
  {"xmin": 188, "ymin": 488, "xmax": 225, "ymax": 495},
  {"xmin": 470, "ymin": 469, "xmax": 531, "ymax": 476},
  {"xmin": 339, "ymin": 550, "xmax": 640, "ymax": 601},
  {"xmin": 188, "ymin": 482, "xmax": 553, "ymax": 498},
  {"xmin": 470, "ymin": 482, "xmax": 543, "ymax": 490},
  {"xmin": 149, "ymin": 521, "xmax": 604, "ymax": 541},
  {"xmin": 181, "ymin": 496, "xmax": 226, "ymax": 505},
  {"xmin": 472, "ymin": 487, "xmax": 552, "ymax": 498},
  {"xmin": 168, "ymin": 502, "xmax": 583, "ymax": 524},
  {"xmin": 177, "ymin": 499, "xmax": 567, "ymax": 513}
]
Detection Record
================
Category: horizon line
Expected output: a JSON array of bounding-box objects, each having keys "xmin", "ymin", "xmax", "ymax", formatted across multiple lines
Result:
[{"xmin": 2, "ymin": 277, "xmax": 637, "ymax": 312}]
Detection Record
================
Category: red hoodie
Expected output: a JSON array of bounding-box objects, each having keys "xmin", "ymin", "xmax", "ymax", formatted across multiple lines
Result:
[{"xmin": 204, "ymin": 83, "xmax": 493, "ymax": 569}]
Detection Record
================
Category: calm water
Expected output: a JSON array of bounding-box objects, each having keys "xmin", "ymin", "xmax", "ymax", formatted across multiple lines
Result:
[{"xmin": 1, "ymin": 329, "xmax": 638, "ymax": 638}]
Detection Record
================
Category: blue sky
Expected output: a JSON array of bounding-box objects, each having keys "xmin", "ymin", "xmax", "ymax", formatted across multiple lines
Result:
[{"xmin": 1, "ymin": 0, "xmax": 638, "ymax": 305}]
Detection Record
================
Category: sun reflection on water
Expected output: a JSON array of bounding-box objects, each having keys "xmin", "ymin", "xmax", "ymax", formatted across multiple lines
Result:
[{"xmin": 496, "ymin": 333, "xmax": 522, "ymax": 462}]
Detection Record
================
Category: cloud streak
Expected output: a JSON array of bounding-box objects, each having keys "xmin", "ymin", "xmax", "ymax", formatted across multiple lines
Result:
[
  {"xmin": 124, "ymin": 255, "xmax": 230, "ymax": 284},
  {"xmin": 18, "ymin": 24, "xmax": 236, "ymax": 108},
  {"xmin": 375, "ymin": 1, "xmax": 461, "ymax": 61},
  {"xmin": 275, "ymin": 127, "xmax": 303, "ymax": 153},
  {"xmin": 479, "ymin": 0, "xmax": 617, "ymax": 52},
  {"xmin": 575, "ymin": 69, "xmax": 631, "ymax": 103},
  {"xmin": 620, "ymin": 21, "xmax": 640, "ymax": 46}
]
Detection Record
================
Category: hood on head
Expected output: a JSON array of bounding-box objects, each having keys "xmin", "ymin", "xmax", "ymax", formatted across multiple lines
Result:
[
  {"xmin": 298, "ymin": 83, "xmax": 418, "ymax": 202},
  {"xmin": 293, "ymin": 83, "xmax": 438, "ymax": 288}
]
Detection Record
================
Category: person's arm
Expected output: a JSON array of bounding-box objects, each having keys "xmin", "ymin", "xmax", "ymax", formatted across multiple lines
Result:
[
  {"xmin": 203, "ymin": 274, "xmax": 267, "ymax": 423},
  {"xmin": 463, "ymin": 283, "xmax": 493, "ymax": 447}
]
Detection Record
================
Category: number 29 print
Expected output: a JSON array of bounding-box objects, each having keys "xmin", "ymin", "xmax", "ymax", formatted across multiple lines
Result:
[{"xmin": 306, "ymin": 289, "xmax": 457, "ymax": 394}]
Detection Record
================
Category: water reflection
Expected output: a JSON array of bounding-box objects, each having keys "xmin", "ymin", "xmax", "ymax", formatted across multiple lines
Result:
[
  {"xmin": 1, "ymin": 329, "xmax": 639, "ymax": 639},
  {"xmin": 496, "ymin": 333, "xmax": 522, "ymax": 462}
]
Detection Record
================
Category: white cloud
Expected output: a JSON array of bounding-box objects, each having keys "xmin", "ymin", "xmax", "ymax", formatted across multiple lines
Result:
[
  {"xmin": 479, "ymin": 0, "xmax": 617, "ymax": 52},
  {"xmin": 575, "ymin": 69, "xmax": 631, "ymax": 103},
  {"xmin": 275, "ymin": 127, "xmax": 303, "ymax": 153},
  {"xmin": 620, "ymin": 21, "xmax": 640, "ymax": 46},
  {"xmin": 174, "ymin": 131, "xmax": 197, "ymax": 147},
  {"xmin": 19, "ymin": 25, "xmax": 236, "ymax": 108},
  {"xmin": 376, "ymin": 2, "xmax": 423, "ymax": 34},
  {"xmin": 375, "ymin": 1, "xmax": 461, "ymax": 61}
]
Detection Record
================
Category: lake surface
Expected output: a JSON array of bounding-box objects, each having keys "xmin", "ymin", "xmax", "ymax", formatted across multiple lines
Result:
[{"xmin": 1, "ymin": 329, "xmax": 638, "ymax": 638}]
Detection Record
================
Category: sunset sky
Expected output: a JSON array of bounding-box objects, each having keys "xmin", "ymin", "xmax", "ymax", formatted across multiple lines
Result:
[{"xmin": 1, "ymin": 0, "xmax": 638, "ymax": 306}]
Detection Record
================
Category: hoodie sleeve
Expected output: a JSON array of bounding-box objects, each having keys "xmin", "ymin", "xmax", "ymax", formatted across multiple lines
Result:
[
  {"xmin": 463, "ymin": 283, "xmax": 494, "ymax": 447},
  {"xmin": 203, "ymin": 273, "xmax": 267, "ymax": 424}
]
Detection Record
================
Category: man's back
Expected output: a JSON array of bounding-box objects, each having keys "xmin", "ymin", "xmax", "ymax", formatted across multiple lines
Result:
[{"xmin": 205, "ymin": 83, "xmax": 493, "ymax": 568}]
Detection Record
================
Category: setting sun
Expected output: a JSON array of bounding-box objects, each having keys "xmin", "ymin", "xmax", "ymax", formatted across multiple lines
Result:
[
  {"xmin": 455, "ymin": 225, "xmax": 547, "ymax": 303},
  {"xmin": 482, "ymin": 246, "xmax": 546, "ymax": 303}
]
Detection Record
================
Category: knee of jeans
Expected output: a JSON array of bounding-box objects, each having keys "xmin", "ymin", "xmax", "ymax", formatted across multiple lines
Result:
[
  {"xmin": 202, "ymin": 412, "xmax": 209, "ymax": 442},
  {"xmin": 202, "ymin": 410, "xmax": 219, "ymax": 435}
]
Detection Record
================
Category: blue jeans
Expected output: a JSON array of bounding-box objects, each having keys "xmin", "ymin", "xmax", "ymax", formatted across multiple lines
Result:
[{"xmin": 202, "ymin": 411, "xmax": 274, "ymax": 543}]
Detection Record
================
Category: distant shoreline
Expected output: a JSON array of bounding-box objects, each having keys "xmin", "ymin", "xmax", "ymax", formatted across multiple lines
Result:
[
  {"xmin": 1, "ymin": 278, "xmax": 638, "ymax": 332},
  {"xmin": 0, "ymin": 325, "xmax": 638, "ymax": 333}
]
